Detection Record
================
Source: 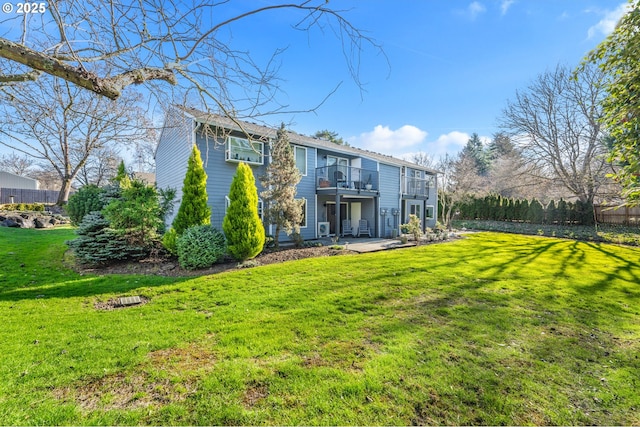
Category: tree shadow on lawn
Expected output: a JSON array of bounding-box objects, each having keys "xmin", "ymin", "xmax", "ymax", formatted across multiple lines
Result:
[{"xmin": 0, "ymin": 270, "xmax": 191, "ymax": 303}]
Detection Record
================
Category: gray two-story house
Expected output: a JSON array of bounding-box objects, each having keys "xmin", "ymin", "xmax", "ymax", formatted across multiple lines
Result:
[{"xmin": 156, "ymin": 107, "xmax": 438, "ymax": 242}]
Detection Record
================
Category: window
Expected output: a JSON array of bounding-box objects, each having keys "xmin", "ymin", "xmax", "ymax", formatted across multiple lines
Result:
[
  {"xmin": 298, "ymin": 198, "xmax": 307, "ymax": 228},
  {"xmin": 425, "ymin": 205, "xmax": 435, "ymax": 219},
  {"xmin": 409, "ymin": 203, "xmax": 421, "ymax": 219},
  {"xmin": 294, "ymin": 146, "xmax": 307, "ymax": 175},
  {"xmin": 226, "ymin": 136, "xmax": 264, "ymax": 165}
]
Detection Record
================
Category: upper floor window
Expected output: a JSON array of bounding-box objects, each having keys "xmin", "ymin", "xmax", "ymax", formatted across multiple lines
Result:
[
  {"xmin": 294, "ymin": 146, "xmax": 307, "ymax": 175},
  {"xmin": 226, "ymin": 136, "xmax": 264, "ymax": 165}
]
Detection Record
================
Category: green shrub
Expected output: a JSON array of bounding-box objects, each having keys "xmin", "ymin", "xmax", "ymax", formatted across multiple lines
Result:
[
  {"xmin": 223, "ymin": 162, "xmax": 265, "ymax": 261},
  {"xmin": 176, "ymin": 225, "xmax": 226, "ymax": 270},
  {"xmin": 172, "ymin": 145, "xmax": 211, "ymax": 235},
  {"xmin": 66, "ymin": 212, "xmax": 146, "ymax": 266},
  {"xmin": 0, "ymin": 203, "xmax": 45, "ymax": 212},
  {"xmin": 102, "ymin": 179, "xmax": 162, "ymax": 247},
  {"xmin": 162, "ymin": 227, "xmax": 179, "ymax": 255},
  {"xmin": 66, "ymin": 185, "xmax": 106, "ymax": 225}
]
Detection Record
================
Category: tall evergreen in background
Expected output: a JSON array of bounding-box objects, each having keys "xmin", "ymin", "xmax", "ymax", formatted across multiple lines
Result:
[{"xmin": 260, "ymin": 123, "xmax": 303, "ymax": 248}]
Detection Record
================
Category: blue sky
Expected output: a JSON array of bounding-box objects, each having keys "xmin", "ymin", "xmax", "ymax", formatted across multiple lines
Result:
[
  {"xmin": 232, "ymin": 0, "xmax": 629, "ymax": 160},
  {"xmin": 0, "ymin": 1, "xmax": 630, "ymax": 163}
]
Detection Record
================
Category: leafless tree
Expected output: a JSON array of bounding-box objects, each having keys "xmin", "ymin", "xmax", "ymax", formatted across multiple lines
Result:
[
  {"xmin": 0, "ymin": 152, "xmax": 36, "ymax": 176},
  {"xmin": 0, "ymin": 1, "xmax": 382, "ymax": 119},
  {"xmin": 75, "ymin": 146, "xmax": 122, "ymax": 187},
  {"xmin": 437, "ymin": 153, "xmax": 488, "ymax": 228},
  {"xmin": 407, "ymin": 152, "xmax": 436, "ymax": 170},
  {"xmin": 0, "ymin": 76, "xmax": 153, "ymax": 204},
  {"xmin": 499, "ymin": 64, "xmax": 610, "ymax": 205}
]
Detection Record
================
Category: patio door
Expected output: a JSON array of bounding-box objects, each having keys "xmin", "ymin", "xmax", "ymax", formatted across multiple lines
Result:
[
  {"xmin": 326, "ymin": 202, "xmax": 347, "ymax": 235},
  {"xmin": 406, "ymin": 200, "xmax": 422, "ymax": 222}
]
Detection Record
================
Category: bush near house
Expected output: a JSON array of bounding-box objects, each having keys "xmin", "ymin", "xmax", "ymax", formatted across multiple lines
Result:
[
  {"xmin": 223, "ymin": 162, "xmax": 265, "ymax": 261},
  {"xmin": 163, "ymin": 145, "xmax": 210, "ymax": 255},
  {"xmin": 66, "ymin": 169, "xmax": 170, "ymax": 266},
  {"xmin": 176, "ymin": 225, "xmax": 226, "ymax": 270}
]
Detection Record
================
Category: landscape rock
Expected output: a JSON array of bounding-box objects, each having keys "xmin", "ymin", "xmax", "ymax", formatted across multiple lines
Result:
[{"xmin": 0, "ymin": 210, "xmax": 69, "ymax": 229}]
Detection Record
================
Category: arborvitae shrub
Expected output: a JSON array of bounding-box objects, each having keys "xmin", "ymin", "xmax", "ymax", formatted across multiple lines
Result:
[
  {"xmin": 66, "ymin": 185, "xmax": 106, "ymax": 225},
  {"xmin": 176, "ymin": 225, "xmax": 226, "ymax": 270},
  {"xmin": 172, "ymin": 145, "xmax": 211, "ymax": 235},
  {"xmin": 546, "ymin": 200, "xmax": 557, "ymax": 224},
  {"xmin": 557, "ymin": 199, "xmax": 568, "ymax": 224},
  {"xmin": 223, "ymin": 162, "xmax": 265, "ymax": 261},
  {"xmin": 528, "ymin": 199, "xmax": 544, "ymax": 224}
]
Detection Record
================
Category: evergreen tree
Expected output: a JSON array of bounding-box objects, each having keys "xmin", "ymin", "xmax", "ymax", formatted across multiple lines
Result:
[
  {"xmin": 557, "ymin": 198, "xmax": 568, "ymax": 225},
  {"xmin": 528, "ymin": 198, "xmax": 544, "ymax": 224},
  {"xmin": 314, "ymin": 129, "xmax": 348, "ymax": 146},
  {"xmin": 520, "ymin": 199, "xmax": 530, "ymax": 222},
  {"xmin": 172, "ymin": 145, "xmax": 211, "ymax": 235},
  {"xmin": 462, "ymin": 133, "xmax": 490, "ymax": 176},
  {"xmin": 260, "ymin": 123, "xmax": 303, "ymax": 248},
  {"xmin": 223, "ymin": 162, "xmax": 265, "ymax": 261},
  {"xmin": 102, "ymin": 178, "xmax": 163, "ymax": 247},
  {"xmin": 546, "ymin": 200, "xmax": 557, "ymax": 224}
]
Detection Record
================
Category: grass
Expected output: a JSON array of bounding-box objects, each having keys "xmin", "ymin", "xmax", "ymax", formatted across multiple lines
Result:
[
  {"xmin": 1, "ymin": 226, "xmax": 640, "ymax": 425},
  {"xmin": 454, "ymin": 219, "xmax": 640, "ymax": 246}
]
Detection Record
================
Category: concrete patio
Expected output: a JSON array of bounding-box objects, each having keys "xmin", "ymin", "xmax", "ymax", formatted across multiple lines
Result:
[{"xmin": 318, "ymin": 237, "xmax": 415, "ymax": 253}]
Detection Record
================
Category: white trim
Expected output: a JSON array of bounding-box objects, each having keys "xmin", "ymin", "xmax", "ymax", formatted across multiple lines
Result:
[
  {"xmin": 293, "ymin": 145, "xmax": 307, "ymax": 176},
  {"xmin": 225, "ymin": 136, "xmax": 264, "ymax": 165}
]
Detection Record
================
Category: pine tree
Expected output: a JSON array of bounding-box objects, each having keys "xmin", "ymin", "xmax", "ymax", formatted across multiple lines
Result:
[
  {"xmin": 172, "ymin": 145, "xmax": 211, "ymax": 235},
  {"xmin": 223, "ymin": 162, "xmax": 265, "ymax": 261},
  {"xmin": 260, "ymin": 123, "xmax": 303, "ymax": 248}
]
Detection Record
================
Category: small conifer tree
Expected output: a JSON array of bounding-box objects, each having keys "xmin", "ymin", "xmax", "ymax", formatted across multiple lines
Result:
[
  {"xmin": 260, "ymin": 123, "xmax": 303, "ymax": 248},
  {"xmin": 172, "ymin": 145, "xmax": 211, "ymax": 235},
  {"xmin": 223, "ymin": 162, "xmax": 265, "ymax": 261}
]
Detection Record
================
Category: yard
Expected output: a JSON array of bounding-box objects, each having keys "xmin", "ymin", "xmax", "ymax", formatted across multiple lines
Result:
[{"xmin": 0, "ymin": 226, "xmax": 639, "ymax": 425}]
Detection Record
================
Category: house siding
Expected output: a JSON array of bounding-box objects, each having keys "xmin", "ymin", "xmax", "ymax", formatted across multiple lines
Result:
[
  {"xmin": 378, "ymin": 163, "xmax": 401, "ymax": 237},
  {"xmin": 156, "ymin": 108, "xmax": 439, "ymax": 241},
  {"xmin": 196, "ymin": 133, "xmax": 268, "ymax": 232},
  {"xmin": 0, "ymin": 171, "xmax": 38, "ymax": 190},
  {"xmin": 292, "ymin": 146, "xmax": 317, "ymax": 241},
  {"xmin": 155, "ymin": 109, "xmax": 195, "ymax": 226}
]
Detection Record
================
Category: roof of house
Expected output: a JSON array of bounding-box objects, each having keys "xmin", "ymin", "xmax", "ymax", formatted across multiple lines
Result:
[{"xmin": 176, "ymin": 106, "xmax": 439, "ymax": 175}]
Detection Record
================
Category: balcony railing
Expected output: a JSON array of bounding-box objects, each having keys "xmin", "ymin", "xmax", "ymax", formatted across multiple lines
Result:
[
  {"xmin": 402, "ymin": 175, "xmax": 432, "ymax": 197},
  {"xmin": 316, "ymin": 166, "xmax": 379, "ymax": 191}
]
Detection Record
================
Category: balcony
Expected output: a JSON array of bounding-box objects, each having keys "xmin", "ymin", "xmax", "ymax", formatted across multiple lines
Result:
[
  {"xmin": 402, "ymin": 175, "xmax": 432, "ymax": 198},
  {"xmin": 316, "ymin": 166, "xmax": 379, "ymax": 192}
]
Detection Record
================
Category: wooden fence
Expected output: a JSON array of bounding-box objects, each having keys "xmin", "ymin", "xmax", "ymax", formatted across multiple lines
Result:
[
  {"xmin": 594, "ymin": 204, "xmax": 640, "ymax": 226},
  {"xmin": 0, "ymin": 188, "xmax": 61, "ymax": 204}
]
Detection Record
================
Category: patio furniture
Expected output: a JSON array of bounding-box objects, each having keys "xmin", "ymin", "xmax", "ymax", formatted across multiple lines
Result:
[
  {"xmin": 342, "ymin": 219, "xmax": 354, "ymax": 237},
  {"xmin": 357, "ymin": 219, "xmax": 372, "ymax": 237}
]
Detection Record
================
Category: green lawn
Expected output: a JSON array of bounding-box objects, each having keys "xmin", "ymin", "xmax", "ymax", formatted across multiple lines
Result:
[{"xmin": 1, "ymin": 227, "xmax": 639, "ymax": 425}]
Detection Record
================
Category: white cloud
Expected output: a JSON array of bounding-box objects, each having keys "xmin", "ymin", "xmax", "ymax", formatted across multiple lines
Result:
[
  {"xmin": 429, "ymin": 131, "xmax": 471, "ymax": 158},
  {"xmin": 349, "ymin": 127, "xmax": 492, "ymax": 160},
  {"xmin": 587, "ymin": 2, "xmax": 630, "ymax": 39},
  {"xmin": 351, "ymin": 124, "xmax": 428, "ymax": 155},
  {"xmin": 468, "ymin": 1, "xmax": 487, "ymax": 20},
  {"xmin": 500, "ymin": 0, "xmax": 515, "ymax": 16}
]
